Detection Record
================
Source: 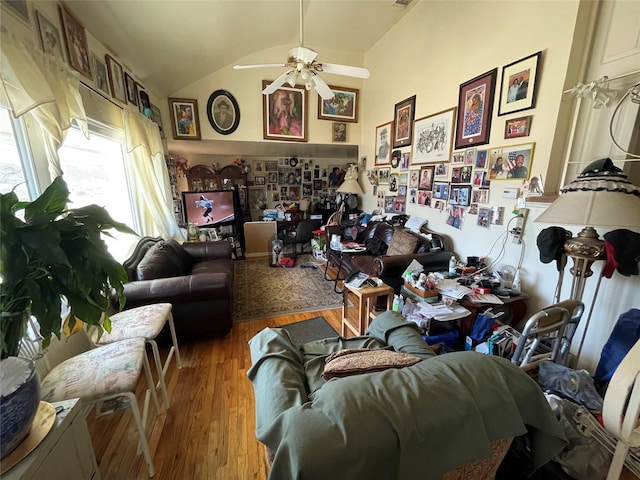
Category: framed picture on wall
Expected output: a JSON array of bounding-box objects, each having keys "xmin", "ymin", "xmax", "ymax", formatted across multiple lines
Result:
[
  {"xmin": 411, "ymin": 107, "xmax": 456, "ymax": 164},
  {"xmin": 375, "ymin": 121, "xmax": 392, "ymax": 165},
  {"xmin": 317, "ymin": 86, "xmax": 359, "ymax": 122},
  {"xmin": 105, "ymin": 54, "xmax": 126, "ymax": 103},
  {"xmin": 168, "ymin": 97, "xmax": 201, "ymax": 140},
  {"xmin": 498, "ymin": 51, "xmax": 541, "ymax": 116},
  {"xmin": 454, "ymin": 68, "xmax": 497, "ymax": 150},
  {"xmin": 487, "ymin": 142, "xmax": 535, "ymax": 180},
  {"xmin": 91, "ymin": 53, "xmax": 110, "ymax": 96},
  {"xmin": 262, "ymin": 81, "xmax": 307, "ymax": 142},
  {"xmin": 332, "ymin": 122, "xmax": 347, "ymax": 142},
  {"xmin": 393, "ymin": 95, "xmax": 416, "ymax": 148},
  {"xmin": 35, "ymin": 10, "xmax": 65, "ymax": 61},
  {"xmin": 58, "ymin": 4, "xmax": 92, "ymax": 79},
  {"xmin": 124, "ymin": 72, "xmax": 138, "ymax": 106},
  {"xmin": 504, "ymin": 115, "xmax": 533, "ymax": 139},
  {"xmin": 207, "ymin": 89, "xmax": 240, "ymax": 135}
]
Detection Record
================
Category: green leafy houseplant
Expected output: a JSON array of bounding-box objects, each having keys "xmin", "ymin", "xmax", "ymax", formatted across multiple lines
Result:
[{"xmin": 0, "ymin": 177, "xmax": 136, "ymax": 359}]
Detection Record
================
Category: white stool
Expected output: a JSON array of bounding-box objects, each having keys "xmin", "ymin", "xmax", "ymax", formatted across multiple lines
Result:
[{"xmin": 92, "ymin": 303, "xmax": 182, "ymax": 409}]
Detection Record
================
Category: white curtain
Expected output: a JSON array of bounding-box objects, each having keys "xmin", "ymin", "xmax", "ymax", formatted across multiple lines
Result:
[
  {"xmin": 122, "ymin": 107, "xmax": 183, "ymax": 241},
  {"xmin": 0, "ymin": 29, "xmax": 87, "ymax": 179}
]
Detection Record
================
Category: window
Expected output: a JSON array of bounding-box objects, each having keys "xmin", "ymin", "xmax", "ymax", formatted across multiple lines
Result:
[{"xmin": 0, "ymin": 108, "xmax": 31, "ymax": 200}]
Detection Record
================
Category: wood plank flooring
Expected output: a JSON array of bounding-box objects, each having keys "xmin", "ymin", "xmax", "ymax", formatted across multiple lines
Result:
[{"xmin": 86, "ymin": 308, "xmax": 342, "ymax": 480}]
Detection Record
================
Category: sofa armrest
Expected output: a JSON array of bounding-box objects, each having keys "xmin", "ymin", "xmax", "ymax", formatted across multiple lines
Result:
[
  {"xmin": 374, "ymin": 251, "xmax": 454, "ymax": 278},
  {"xmin": 183, "ymin": 240, "xmax": 231, "ymax": 263}
]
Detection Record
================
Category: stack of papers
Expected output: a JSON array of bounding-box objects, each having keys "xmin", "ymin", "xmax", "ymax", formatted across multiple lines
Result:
[
  {"xmin": 437, "ymin": 280, "xmax": 473, "ymax": 299},
  {"xmin": 465, "ymin": 293, "xmax": 504, "ymax": 304}
]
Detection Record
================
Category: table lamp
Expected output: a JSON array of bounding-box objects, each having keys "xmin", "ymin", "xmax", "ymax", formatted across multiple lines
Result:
[{"xmin": 337, "ymin": 165, "xmax": 363, "ymax": 212}]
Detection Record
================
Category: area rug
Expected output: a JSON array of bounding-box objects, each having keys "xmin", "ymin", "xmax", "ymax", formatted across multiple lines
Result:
[
  {"xmin": 280, "ymin": 317, "xmax": 338, "ymax": 344},
  {"xmin": 233, "ymin": 254, "xmax": 343, "ymax": 321}
]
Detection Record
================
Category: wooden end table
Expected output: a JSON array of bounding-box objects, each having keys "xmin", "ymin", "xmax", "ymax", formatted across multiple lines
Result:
[{"xmin": 342, "ymin": 282, "xmax": 394, "ymax": 337}]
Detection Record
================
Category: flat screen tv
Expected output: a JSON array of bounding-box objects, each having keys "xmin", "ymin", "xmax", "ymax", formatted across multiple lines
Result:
[{"xmin": 182, "ymin": 189, "xmax": 239, "ymax": 227}]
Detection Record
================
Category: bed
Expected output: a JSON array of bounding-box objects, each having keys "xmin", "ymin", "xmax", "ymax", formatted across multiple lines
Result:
[{"xmin": 247, "ymin": 311, "xmax": 567, "ymax": 480}]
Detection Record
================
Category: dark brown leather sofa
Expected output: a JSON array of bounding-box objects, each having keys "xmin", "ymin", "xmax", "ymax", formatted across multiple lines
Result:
[
  {"xmin": 117, "ymin": 236, "xmax": 234, "ymax": 340},
  {"xmin": 325, "ymin": 222, "xmax": 454, "ymax": 293}
]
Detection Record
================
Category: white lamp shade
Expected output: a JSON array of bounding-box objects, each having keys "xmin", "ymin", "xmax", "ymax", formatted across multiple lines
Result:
[{"xmin": 336, "ymin": 165, "xmax": 363, "ymax": 194}]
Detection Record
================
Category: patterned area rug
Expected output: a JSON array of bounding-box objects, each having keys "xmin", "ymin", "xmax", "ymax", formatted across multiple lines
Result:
[{"xmin": 234, "ymin": 255, "xmax": 343, "ymax": 321}]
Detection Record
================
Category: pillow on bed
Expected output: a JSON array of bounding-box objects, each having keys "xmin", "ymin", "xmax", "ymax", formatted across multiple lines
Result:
[
  {"xmin": 322, "ymin": 348, "xmax": 421, "ymax": 380},
  {"xmin": 385, "ymin": 229, "xmax": 418, "ymax": 256}
]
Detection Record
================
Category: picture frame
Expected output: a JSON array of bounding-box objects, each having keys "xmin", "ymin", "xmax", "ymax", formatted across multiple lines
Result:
[
  {"xmin": 332, "ymin": 122, "xmax": 347, "ymax": 142},
  {"xmin": 418, "ymin": 166, "xmax": 435, "ymax": 191},
  {"xmin": 451, "ymin": 152, "xmax": 464, "ymax": 164},
  {"xmin": 255, "ymin": 176, "xmax": 266, "ymax": 186},
  {"xmin": 168, "ymin": 97, "xmax": 201, "ymax": 140},
  {"xmin": 262, "ymin": 81, "xmax": 307, "ymax": 142},
  {"xmin": 378, "ymin": 168, "xmax": 390, "ymax": 184},
  {"xmin": 268, "ymin": 172, "xmax": 278, "ymax": 184},
  {"xmin": 124, "ymin": 72, "xmax": 138, "ymax": 106},
  {"xmin": 35, "ymin": 10, "xmax": 65, "ymax": 62},
  {"xmin": 58, "ymin": 4, "xmax": 92, "ymax": 79},
  {"xmin": 3, "ymin": 0, "xmax": 30, "ymax": 23},
  {"xmin": 105, "ymin": 54, "xmax": 126, "ymax": 103},
  {"xmin": 375, "ymin": 121, "xmax": 393, "ymax": 165},
  {"xmin": 207, "ymin": 89, "xmax": 240, "ymax": 135},
  {"xmin": 411, "ymin": 107, "xmax": 456, "ymax": 164},
  {"xmin": 137, "ymin": 83, "xmax": 152, "ymax": 119},
  {"xmin": 504, "ymin": 115, "xmax": 533, "ymax": 139},
  {"xmin": 150, "ymin": 104, "xmax": 164, "ymax": 137},
  {"xmin": 432, "ymin": 182, "xmax": 450, "ymax": 200},
  {"xmin": 454, "ymin": 68, "xmax": 497, "ymax": 150},
  {"xmin": 253, "ymin": 160, "xmax": 264, "ymax": 174},
  {"xmin": 91, "ymin": 53, "xmax": 110, "ymax": 96},
  {"xmin": 498, "ymin": 51, "xmax": 541, "ymax": 116},
  {"xmin": 265, "ymin": 160, "xmax": 279, "ymax": 171},
  {"xmin": 435, "ymin": 163, "xmax": 448, "ymax": 178},
  {"xmin": 487, "ymin": 142, "xmax": 535, "ymax": 180},
  {"xmin": 317, "ymin": 86, "xmax": 359, "ymax": 123},
  {"xmin": 393, "ymin": 95, "xmax": 416, "ymax": 149},
  {"xmin": 449, "ymin": 185, "xmax": 472, "ymax": 207}
]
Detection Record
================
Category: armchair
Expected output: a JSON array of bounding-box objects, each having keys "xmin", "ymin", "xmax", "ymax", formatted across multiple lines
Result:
[{"xmin": 278, "ymin": 219, "xmax": 322, "ymax": 259}]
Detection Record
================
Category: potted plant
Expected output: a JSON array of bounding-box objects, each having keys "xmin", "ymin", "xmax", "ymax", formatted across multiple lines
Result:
[{"xmin": 0, "ymin": 176, "xmax": 135, "ymax": 457}]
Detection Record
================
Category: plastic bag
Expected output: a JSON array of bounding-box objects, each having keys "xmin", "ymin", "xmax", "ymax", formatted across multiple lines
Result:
[{"xmin": 538, "ymin": 361, "xmax": 604, "ymax": 411}]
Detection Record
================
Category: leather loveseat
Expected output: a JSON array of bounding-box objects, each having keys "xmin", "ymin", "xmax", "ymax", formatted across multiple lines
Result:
[
  {"xmin": 117, "ymin": 236, "xmax": 234, "ymax": 339},
  {"xmin": 325, "ymin": 221, "xmax": 454, "ymax": 293}
]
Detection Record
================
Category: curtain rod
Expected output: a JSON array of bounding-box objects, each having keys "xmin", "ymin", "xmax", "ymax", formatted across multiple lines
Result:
[
  {"xmin": 564, "ymin": 69, "xmax": 640, "ymax": 94},
  {"xmin": 80, "ymin": 80, "xmax": 125, "ymax": 110}
]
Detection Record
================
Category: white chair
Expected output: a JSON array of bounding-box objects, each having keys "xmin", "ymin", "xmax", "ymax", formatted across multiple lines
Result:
[{"xmin": 90, "ymin": 303, "xmax": 182, "ymax": 410}]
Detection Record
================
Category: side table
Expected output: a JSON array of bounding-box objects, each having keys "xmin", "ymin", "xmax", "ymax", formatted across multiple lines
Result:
[{"xmin": 342, "ymin": 282, "xmax": 394, "ymax": 337}]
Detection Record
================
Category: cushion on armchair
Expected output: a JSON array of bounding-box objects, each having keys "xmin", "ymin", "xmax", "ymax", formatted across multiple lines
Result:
[
  {"xmin": 386, "ymin": 229, "xmax": 419, "ymax": 256},
  {"xmin": 136, "ymin": 240, "xmax": 190, "ymax": 280},
  {"xmin": 322, "ymin": 348, "xmax": 421, "ymax": 380}
]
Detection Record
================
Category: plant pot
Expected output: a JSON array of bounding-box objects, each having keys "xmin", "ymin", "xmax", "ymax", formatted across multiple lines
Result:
[{"xmin": 0, "ymin": 357, "xmax": 41, "ymax": 459}]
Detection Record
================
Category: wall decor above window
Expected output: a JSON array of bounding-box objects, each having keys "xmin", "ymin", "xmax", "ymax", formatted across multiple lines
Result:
[
  {"xmin": 454, "ymin": 68, "xmax": 497, "ymax": 150},
  {"xmin": 58, "ymin": 3, "xmax": 92, "ymax": 79},
  {"xmin": 498, "ymin": 51, "xmax": 541, "ymax": 116},
  {"xmin": 105, "ymin": 54, "xmax": 126, "ymax": 104},
  {"xmin": 124, "ymin": 72, "xmax": 138, "ymax": 106},
  {"xmin": 168, "ymin": 97, "xmax": 201, "ymax": 140},
  {"xmin": 35, "ymin": 9, "xmax": 65, "ymax": 62},
  {"xmin": 317, "ymin": 86, "xmax": 359, "ymax": 123},
  {"xmin": 393, "ymin": 95, "xmax": 416, "ymax": 149},
  {"xmin": 207, "ymin": 89, "xmax": 240, "ymax": 135}
]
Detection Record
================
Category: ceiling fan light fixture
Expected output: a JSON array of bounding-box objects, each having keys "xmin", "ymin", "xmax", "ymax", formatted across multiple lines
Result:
[
  {"xmin": 286, "ymin": 71, "xmax": 298, "ymax": 87},
  {"xmin": 300, "ymin": 69, "xmax": 312, "ymax": 82}
]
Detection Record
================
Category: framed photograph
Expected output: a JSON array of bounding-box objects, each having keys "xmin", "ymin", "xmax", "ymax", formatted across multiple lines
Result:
[
  {"xmin": 124, "ymin": 72, "xmax": 138, "ymax": 106},
  {"xmin": 451, "ymin": 152, "xmax": 464, "ymax": 164},
  {"xmin": 105, "ymin": 54, "xmax": 126, "ymax": 103},
  {"xmin": 91, "ymin": 53, "xmax": 110, "ymax": 96},
  {"xmin": 411, "ymin": 107, "xmax": 456, "ymax": 164},
  {"xmin": 318, "ymin": 86, "xmax": 359, "ymax": 123},
  {"xmin": 58, "ymin": 4, "xmax": 92, "ymax": 79},
  {"xmin": 248, "ymin": 187, "xmax": 267, "ymax": 211},
  {"xmin": 498, "ymin": 51, "xmax": 541, "ymax": 116},
  {"xmin": 375, "ymin": 122, "xmax": 393, "ymax": 166},
  {"xmin": 464, "ymin": 148, "xmax": 477, "ymax": 165},
  {"xmin": 432, "ymin": 182, "xmax": 450, "ymax": 200},
  {"xmin": 378, "ymin": 168, "xmax": 390, "ymax": 184},
  {"xmin": 419, "ymin": 166, "xmax": 435, "ymax": 191},
  {"xmin": 393, "ymin": 95, "xmax": 416, "ymax": 148},
  {"xmin": 449, "ymin": 185, "xmax": 472, "ymax": 207},
  {"xmin": 279, "ymin": 167, "xmax": 302, "ymax": 185},
  {"xmin": 332, "ymin": 122, "xmax": 347, "ymax": 142},
  {"xmin": 454, "ymin": 68, "xmax": 497, "ymax": 150},
  {"xmin": 504, "ymin": 115, "xmax": 532, "ymax": 139},
  {"xmin": 3, "ymin": 0, "xmax": 30, "ymax": 23},
  {"xmin": 168, "ymin": 97, "xmax": 201, "ymax": 140},
  {"xmin": 451, "ymin": 167, "xmax": 462, "ymax": 184},
  {"xmin": 207, "ymin": 89, "xmax": 240, "ymax": 135},
  {"xmin": 262, "ymin": 81, "xmax": 307, "ymax": 142},
  {"xmin": 265, "ymin": 160, "xmax": 278, "ymax": 171},
  {"xmin": 435, "ymin": 163, "xmax": 448, "ymax": 178},
  {"xmin": 35, "ymin": 10, "xmax": 65, "ymax": 61},
  {"xmin": 472, "ymin": 189, "xmax": 489, "ymax": 204},
  {"xmin": 137, "ymin": 84, "xmax": 152, "ymax": 118},
  {"xmin": 313, "ymin": 179, "xmax": 323, "ymax": 190},
  {"xmin": 268, "ymin": 172, "xmax": 278, "ymax": 184},
  {"xmin": 418, "ymin": 190, "xmax": 432, "ymax": 207},
  {"xmin": 150, "ymin": 104, "xmax": 164, "ymax": 137},
  {"xmin": 487, "ymin": 142, "xmax": 535, "ymax": 180},
  {"xmin": 476, "ymin": 149, "xmax": 488, "ymax": 169},
  {"xmin": 255, "ymin": 176, "xmax": 266, "ymax": 186}
]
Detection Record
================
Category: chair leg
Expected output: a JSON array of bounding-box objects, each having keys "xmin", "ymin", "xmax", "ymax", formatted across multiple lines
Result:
[
  {"xmin": 123, "ymin": 391, "xmax": 155, "ymax": 477},
  {"xmin": 148, "ymin": 339, "xmax": 170, "ymax": 410},
  {"xmin": 167, "ymin": 312, "xmax": 182, "ymax": 369},
  {"xmin": 143, "ymin": 352, "xmax": 161, "ymax": 418}
]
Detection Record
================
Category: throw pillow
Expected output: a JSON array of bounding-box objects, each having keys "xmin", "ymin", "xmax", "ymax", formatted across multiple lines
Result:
[
  {"xmin": 385, "ymin": 229, "xmax": 419, "ymax": 256},
  {"xmin": 136, "ymin": 241, "xmax": 188, "ymax": 280},
  {"xmin": 364, "ymin": 237, "xmax": 387, "ymax": 256},
  {"xmin": 322, "ymin": 348, "xmax": 421, "ymax": 380}
]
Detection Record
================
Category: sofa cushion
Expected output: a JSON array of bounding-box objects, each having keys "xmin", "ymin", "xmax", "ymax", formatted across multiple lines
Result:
[
  {"xmin": 322, "ymin": 348, "xmax": 421, "ymax": 380},
  {"xmin": 136, "ymin": 241, "xmax": 189, "ymax": 280},
  {"xmin": 386, "ymin": 229, "xmax": 419, "ymax": 256}
]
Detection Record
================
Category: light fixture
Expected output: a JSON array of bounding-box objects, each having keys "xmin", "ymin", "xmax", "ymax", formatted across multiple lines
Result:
[{"xmin": 337, "ymin": 165, "xmax": 363, "ymax": 195}]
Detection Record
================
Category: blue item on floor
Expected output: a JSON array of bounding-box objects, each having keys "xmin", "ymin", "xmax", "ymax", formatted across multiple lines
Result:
[{"xmin": 422, "ymin": 330, "xmax": 459, "ymax": 348}]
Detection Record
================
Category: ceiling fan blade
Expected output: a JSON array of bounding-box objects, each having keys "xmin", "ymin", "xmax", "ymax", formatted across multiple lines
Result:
[
  {"xmin": 312, "ymin": 74, "xmax": 335, "ymax": 100},
  {"xmin": 262, "ymin": 71, "xmax": 293, "ymax": 95},
  {"xmin": 321, "ymin": 63, "xmax": 371, "ymax": 79},
  {"xmin": 289, "ymin": 46, "xmax": 318, "ymax": 64},
  {"xmin": 233, "ymin": 63, "xmax": 286, "ymax": 70}
]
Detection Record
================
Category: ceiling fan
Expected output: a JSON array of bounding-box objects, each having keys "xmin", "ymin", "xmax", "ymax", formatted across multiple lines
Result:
[{"xmin": 233, "ymin": 0, "xmax": 370, "ymax": 100}]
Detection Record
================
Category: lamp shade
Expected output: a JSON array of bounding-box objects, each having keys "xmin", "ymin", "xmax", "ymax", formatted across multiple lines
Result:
[{"xmin": 337, "ymin": 165, "xmax": 363, "ymax": 194}]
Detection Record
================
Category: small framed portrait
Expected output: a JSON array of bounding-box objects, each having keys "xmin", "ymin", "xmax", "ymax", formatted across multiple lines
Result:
[
  {"xmin": 411, "ymin": 107, "xmax": 456, "ymax": 164},
  {"xmin": 393, "ymin": 95, "xmax": 416, "ymax": 149},
  {"xmin": 476, "ymin": 149, "xmax": 488, "ymax": 169},
  {"xmin": 464, "ymin": 148, "xmax": 477, "ymax": 165},
  {"xmin": 268, "ymin": 172, "xmax": 278, "ymax": 184},
  {"xmin": 332, "ymin": 122, "xmax": 347, "ymax": 142},
  {"xmin": 255, "ymin": 176, "xmax": 266, "ymax": 186},
  {"xmin": 313, "ymin": 179, "xmax": 323, "ymax": 190},
  {"xmin": 451, "ymin": 152, "xmax": 464, "ymax": 164},
  {"xmin": 91, "ymin": 53, "xmax": 110, "ymax": 96},
  {"xmin": 504, "ymin": 115, "xmax": 533, "ymax": 139},
  {"xmin": 409, "ymin": 169, "xmax": 420, "ymax": 188},
  {"xmin": 35, "ymin": 10, "xmax": 65, "ymax": 61},
  {"xmin": 137, "ymin": 84, "xmax": 153, "ymax": 118},
  {"xmin": 105, "ymin": 54, "xmax": 126, "ymax": 103},
  {"xmin": 318, "ymin": 86, "xmax": 359, "ymax": 122},
  {"xmin": 253, "ymin": 160, "xmax": 264, "ymax": 174},
  {"xmin": 375, "ymin": 121, "xmax": 393, "ymax": 165},
  {"xmin": 263, "ymin": 81, "xmax": 307, "ymax": 142},
  {"xmin": 58, "ymin": 4, "xmax": 92, "ymax": 79},
  {"xmin": 398, "ymin": 172, "xmax": 408, "ymax": 185},
  {"xmin": 432, "ymin": 182, "xmax": 450, "ymax": 200},
  {"xmin": 419, "ymin": 166, "xmax": 435, "ymax": 191},
  {"xmin": 451, "ymin": 167, "xmax": 462, "ymax": 184},
  {"xmin": 207, "ymin": 89, "xmax": 240, "ymax": 135},
  {"xmin": 460, "ymin": 166, "xmax": 473, "ymax": 184},
  {"xmin": 498, "ymin": 52, "xmax": 541, "ymax": 116},
  {"xmin": 124, "ymin": 72, "xmax": 138, "ymax": 106},
  {"xmin": 168, "ymin": 98, "xmax": 201, "ymax": 140},
  {"xmin": 418, "ymin": 190, "xmax": 432, "ymax": 206},
  {"xmin": 455, "ymin": 68, "xmax": 497, "ymax": 150},
  {"xmin": 378, "ymin": 168, "xmax": 390, "ymax": 184},
  {"xmin": 435, "ymin": 163, "xmax": 448, "ymax": 178},
  {"xmin": 488, "ymin": 143, "xmax": 535, "ymax": 180},
  {"xmin": 449, "ymin": 185, "xmax": 471, "ymax": 207},
  {"xmin": 265, "ymin": 160, "xmax": 279, "ymax": 171},
  {"xmin": 150, "ymin": 104, "xmax": 164, "ymax": 137},
  {"xmin": 472, "ymin": 189, "xmax": 490, "ymax": 204}
]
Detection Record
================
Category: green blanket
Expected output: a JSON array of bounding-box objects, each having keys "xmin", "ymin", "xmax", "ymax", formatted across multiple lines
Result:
[{"xmin": 247, "ymin": 311, "xmax": 566, "ymax": 480}]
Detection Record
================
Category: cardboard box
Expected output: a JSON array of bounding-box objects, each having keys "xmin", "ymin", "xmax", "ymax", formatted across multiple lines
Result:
[{"xmin": 403, "ymin": 280, "xmax": 439, "ymax": 299}]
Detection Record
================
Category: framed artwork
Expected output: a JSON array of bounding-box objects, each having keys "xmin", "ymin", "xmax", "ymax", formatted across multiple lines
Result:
[
  {"xmin": 504, "ymin": 115, "xmax": 533, "ymax": 139},
  {"xmin": 460, "ymin": 166, "xmax": 473, "ymax": 184},
  {"xmin": 253, "ymin": 160, "xmax": 264, "ymax": 174},
  {"xmin": 451, "ymin": 167, "xmax": 462, "ymax": 184},
  {"xmin": 207, "ymin": 89, "xmax": 240, "ymax": 135},
  {"xmin": 435, "ymin": 163, "xmax": 448, "ymax": 178},
  {"xmin": 91, "ymin": 53, "xmax": 110, "ymax": 96},
  {"xmin": 451, "ymin": 152, "xmax": 464, "ymax": 164},
  {"xmin": 400, "ymin": 152, "xmax": 410, "ymax": 170},
  {"xmin": 390, "ymin": 150, "xmax": 401, "ymax": 169},
  {"xmin": 476, "ymin": 149, "xmax": 488, "ymax": 169},
  {"xmin": 498, "ymin": 51, "xmax": 541, "ymax": 116},
  {"xmin": 248, "ymin": 187, "xmax": 267, "ymax": 211},
  {"xmin": 58, "ymin": 4, "xmax": 92, "ymax": 79},
  {"xmin": 105, "ymin": 54, "xmax": 126, "ymax": 103},
  {"xmin": 398, "ymin": 172, "xmax": 408, "ymax": 185},
  {"xmin": 3, "ymin": 0, "xmax": 30, "ymax": 23},
  {"xmin": 432, "ymin": 182, "xmax": 450, "ymax": 200},
  {"xmin": 393, "ymin": 95, "xmax": 416, "ymax": 148},
  {"xmin": 389, "ymin": 174, "xmax": 398, "ymax": 192},
  {"xmin": 411, "ymin": 107, "xmax": 456, "ymax": 164},
  {"xmin": 472, "ymin": 189, "xmax": 489, "ymax": 204},
  {"xmin": 454, "ymin": 68, "xmax": 497, "ymax": 149},
  {"xmin": 313, "ymin": 179, "xmax": 323, "ymax": 190},
  {"xmin": 418, "ymin": 190, "xmax": 432, "ymax": 207},
  {"xmin": 168, "ymin": 97, "xmax": 201, "ymax": 140},
  {"xmin": 137, "ymin": 84, "xmax": 152, "ymax": 118},
  {"xmin": 124, "ymin": 72, "xmax": 138, "ymax": 106},
  {"xmin": 449, "ymin": 185, "xmax": 471, "ymax": 207},
  {"xmin": 375, "ymin": 122, "xmax": 392, "ymax": 165},
  {"xmin": 418, "ymin": 166, "xmax": 435, "ymax": 190},
  {"xmin": 464, "ymin": 148, "xmax": 477, "ymax": 165},
  {"xmin": 268, "ymin": 172, "xmax": 278, "ymax": 184},
  {"xmin": 279, "ymin": 167, "xmax": 302, "ymax": 185},
  {"xmin": 255, "ymin": 176, "xmax": 266, "ymax": 186},
  {"xmin": 332, "ymin": 122, "xmax": 347, "ymax": 142},
  {"xmin": 265, "ymin": 160, "xmax": 279, "ymax": 171},
  {"xmin": 35, "ymin": 10, "xmax": 65, "ymax": 61},
  {"xmin": 262, "ymin": 81, "xmax": 307, "ymax": 142},
  {"xmin": 150, "ymin": 104, "xmax": 164, "ymax": 137},
  {"xmin": 487, "ymin": 142, "xmax": 535, "ymax": 180},
  {"xmin": 318, "ymin": 86, "xmax": 359, "ymax": 123},
  {"xmin": 378, "ymin": 168, "xmax": 390, "ymax": 184}
]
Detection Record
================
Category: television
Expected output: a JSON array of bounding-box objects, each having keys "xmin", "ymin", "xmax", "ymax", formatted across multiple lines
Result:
[{"xmin": 182, "ymin": 189, "xmax": 239, "ymax": 228}]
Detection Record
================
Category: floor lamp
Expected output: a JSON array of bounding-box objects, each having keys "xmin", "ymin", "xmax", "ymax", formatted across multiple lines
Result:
[
  {"xmin": 535, "ymin": 158, "xmax": 640, "ymax": 363},
  {"xmin": 336, "ymin": 165, "xmax": 363, "ymax": 222}
]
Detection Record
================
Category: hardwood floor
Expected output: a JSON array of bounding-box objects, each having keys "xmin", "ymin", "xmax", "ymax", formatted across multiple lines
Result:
[{"xmin": 86, "ymin": 308, "xmax": 343, "ymax": 480}]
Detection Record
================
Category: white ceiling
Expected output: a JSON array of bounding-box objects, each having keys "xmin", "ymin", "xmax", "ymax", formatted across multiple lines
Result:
[{"xmin": 65, "ymin": 0, "xmax": 415, "ymax": 98}]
